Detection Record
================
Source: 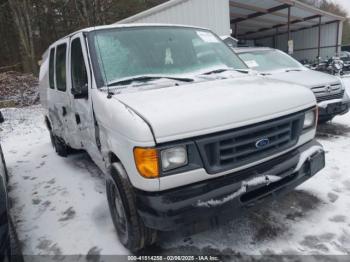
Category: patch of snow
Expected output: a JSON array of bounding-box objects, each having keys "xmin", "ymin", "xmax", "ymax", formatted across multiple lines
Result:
[
  {"xmin": 196, "ymin": 187, "xmax": 246, "ymax": 208},
  {"xmin": 196, "ymin": 175, "xmax": 282, "ymax": 208},
  {"xmin": 293, "ymin": 145, "xmax": 323, "ymax": 172},
  {"xmin": 1, "ymin": 107, "xmax": 128, "ymax": 256},
  {"xmin": 243, "ymin": 175, "xmax": 281, "ymax": 187}
]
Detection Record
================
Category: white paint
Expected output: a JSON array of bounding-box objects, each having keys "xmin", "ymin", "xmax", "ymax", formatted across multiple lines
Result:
[
  {"xmin": 197, "ymin": 31, "xmax": 220, "ymax": 43},
  {"xmin": 115, "ymin": 76, "xmax": 316, "ymax": 143}
]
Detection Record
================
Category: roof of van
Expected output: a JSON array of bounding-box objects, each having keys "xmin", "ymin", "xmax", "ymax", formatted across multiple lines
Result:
[
  {"xmin": 42, "ymin": 23, "xmax": 211, "ymax": 58},
  {"xmin": 53, "ymin": 23, "xmax": 209, "ymax": 44},
  {"xmin": 233, "ymin": 47, "xmax": 275, "ymax": 53}
]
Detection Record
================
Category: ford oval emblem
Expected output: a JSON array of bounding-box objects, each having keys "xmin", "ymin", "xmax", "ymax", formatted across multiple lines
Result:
[{"xmin": 255, "ymin": 138, "xmax": 270, "ymax": 149}]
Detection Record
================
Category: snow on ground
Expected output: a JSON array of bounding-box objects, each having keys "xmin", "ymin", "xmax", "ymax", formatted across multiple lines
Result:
[
  {"xmin": 0, "ymin": 106, "xmax": 128, "ymax": 256},
  {"xmin": 1, "ymin": 102, "xmax": 350, "ymax": 256}
]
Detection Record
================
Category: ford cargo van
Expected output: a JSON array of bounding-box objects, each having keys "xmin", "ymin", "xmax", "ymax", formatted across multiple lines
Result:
[{"xmin": 39, "ymin": 24, "xmax": 325, "ymax": 252}]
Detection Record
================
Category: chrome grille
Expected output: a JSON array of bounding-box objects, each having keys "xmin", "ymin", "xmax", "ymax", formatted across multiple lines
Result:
[
  {"xmin": 196, "ymin": 112, "xmax": 304, "ymax": 174},
  {"xmin": 312, "ymin": 83, "xmax": 344, "ymax": 103}
]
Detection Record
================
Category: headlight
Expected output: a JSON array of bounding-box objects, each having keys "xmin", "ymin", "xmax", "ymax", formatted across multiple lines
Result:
[
  {"xmin": 303, "ymin": 108, "xmax": 317, "ymax": 129},
  {"xmin": 161, "ymin": 146, "xmax": 188, "ymax": 171}
]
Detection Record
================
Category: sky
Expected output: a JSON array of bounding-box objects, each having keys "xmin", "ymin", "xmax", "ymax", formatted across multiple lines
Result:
[{"xmin": 333, "ymin": 0, "xmax": 350, "ymax": 16}]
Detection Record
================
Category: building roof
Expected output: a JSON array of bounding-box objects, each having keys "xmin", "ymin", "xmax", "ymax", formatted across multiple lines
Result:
[
  {"xmin": 230, "ymin": 0, "xmax": 345, "ymax": 40},
  {"xmin": 117, "ymin": 0, "xmax": 346, "ymax": 40}
]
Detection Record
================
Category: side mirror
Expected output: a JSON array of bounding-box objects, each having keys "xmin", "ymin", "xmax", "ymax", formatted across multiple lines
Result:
[
  {"xmin": 71, "ymin": 83, "xmax": 88, "ymax": 99},
  {"xmin": 0, "ymin": 111, "xmax": 4, "ymax": 124}
]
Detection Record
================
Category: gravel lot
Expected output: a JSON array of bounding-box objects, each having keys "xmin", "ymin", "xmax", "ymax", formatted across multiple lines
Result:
[{"xmin": 1, "ymin": 81, "xmax": 350, "ymax": 257}]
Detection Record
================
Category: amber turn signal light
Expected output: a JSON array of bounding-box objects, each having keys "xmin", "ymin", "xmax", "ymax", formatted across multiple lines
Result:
[{"xmin": 134, "ymin": 147, "xmax": 159, "ymax": 179}]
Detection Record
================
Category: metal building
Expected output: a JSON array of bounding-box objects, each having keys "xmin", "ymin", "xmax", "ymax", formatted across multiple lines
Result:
[{"xmin": 117, "ymin": 0, "xmax": 346, "ymax": 62}]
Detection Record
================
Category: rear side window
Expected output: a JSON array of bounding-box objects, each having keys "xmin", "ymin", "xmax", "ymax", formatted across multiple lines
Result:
[
  {"xmin": 71, "ymin": 38, "xmax": 88, "ymax": 92},
  {"xmin": 55, "ymin": 44, "xmax": 67, "ymax": 91},
  {"xmin": 49, "ymin": 48, "xmax": 55, "ymax": 89}
]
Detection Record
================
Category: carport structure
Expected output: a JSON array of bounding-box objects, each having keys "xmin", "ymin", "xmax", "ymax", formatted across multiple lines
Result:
[
  {"xmin": 231, "ymin": 0, "xmax": 345, "ymax": 61},
  {"xmin": 117, "ymin": 0, "xmax": 345, "ymax": 61}
]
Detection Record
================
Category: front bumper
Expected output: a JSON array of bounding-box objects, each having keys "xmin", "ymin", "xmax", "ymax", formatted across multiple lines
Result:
[
  {"xmin": 134, "ymin": 140, "xmax": 325, "ymax": 231},
  {"xmin": 318, "ymin": 98, "xmax": 350, "ymax": 118}
]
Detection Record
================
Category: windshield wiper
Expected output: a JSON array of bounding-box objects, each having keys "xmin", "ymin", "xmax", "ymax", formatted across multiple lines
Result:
[
  {"xmin": 107, "ymin": 75, "xmax": 194, "ymax": 87},
  {"xmin": 285, "ymin": 69, "xmax": 303, "ymax": 72},
  {"xmin": 201, "ymin": 68, "xmax": 249, "ymax": 75}
]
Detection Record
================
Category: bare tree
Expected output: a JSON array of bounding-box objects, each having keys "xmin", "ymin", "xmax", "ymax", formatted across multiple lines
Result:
[{"xmin": 8, "ymin": 0, "xmax": 38, "ymax": 74}]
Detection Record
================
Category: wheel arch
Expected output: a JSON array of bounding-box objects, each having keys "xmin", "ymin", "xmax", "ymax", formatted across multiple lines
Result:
[{"xmin": 108, "ymin": 152, "xmax": 129, "ymax": 180}]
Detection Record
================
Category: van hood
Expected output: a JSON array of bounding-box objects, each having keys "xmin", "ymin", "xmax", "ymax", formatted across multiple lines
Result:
[
  {"xmin": 264, "ymin": 69, "xmax": 341, "ymax": 88},
  {"xmin": 114, "ymin": 76, "xmax": 315, "ymax": 143}
]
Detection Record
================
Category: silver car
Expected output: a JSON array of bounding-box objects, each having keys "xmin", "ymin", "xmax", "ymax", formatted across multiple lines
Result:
[{"xmin": 235, "ymin": 47, "xmax": 350, "ymax": 123}]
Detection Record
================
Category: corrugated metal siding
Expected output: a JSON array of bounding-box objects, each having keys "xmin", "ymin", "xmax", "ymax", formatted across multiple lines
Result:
[
  {"xmin": 255, "ymin": 22, "xmax": 341, "ymax": 61},
  {"xmin": 118, "ymin": 0, "xmax": 231, "ymax": 36}
]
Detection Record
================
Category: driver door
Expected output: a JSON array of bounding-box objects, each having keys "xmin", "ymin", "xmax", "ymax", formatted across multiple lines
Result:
[{"xmin": 67, "ymin": 33, "xmax": 100, "ymax": 161}]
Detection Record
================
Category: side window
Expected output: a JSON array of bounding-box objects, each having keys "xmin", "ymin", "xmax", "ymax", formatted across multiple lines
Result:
[
  {"xmin": 71, "ymin": 38, "xmax": 88, "ymax": 92},
  {"xmin": 55, "ymin": 44, "xmax": 67, "ymax": 91},
  {"xmin": 49, "ymin": 48, "xmax": 55, "ymax": 89}
]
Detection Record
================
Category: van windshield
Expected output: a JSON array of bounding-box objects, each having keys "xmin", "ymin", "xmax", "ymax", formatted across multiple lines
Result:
[{"xmin": 89, "ymin": 26, "xmax": 247, "ymax": 88}]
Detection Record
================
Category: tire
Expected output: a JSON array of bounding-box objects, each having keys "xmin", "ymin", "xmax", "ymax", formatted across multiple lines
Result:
[
  {"xmin": 0, "ymin": 111, "xmax": 4, "ymax": 124},
  {"xmin": 8, "ymin": 219, "xmax": 23, "ymax": 262},
  {"xmin": 0, "ymin": 145, "xmax": 9, "ymax": 184},
  {"xmin": 49, "ymin": 131, "xmax": 68, "ymax": 157},
  {"xmin": 106, "ymin": 163, "xmax": 157, "ymax": 252}
]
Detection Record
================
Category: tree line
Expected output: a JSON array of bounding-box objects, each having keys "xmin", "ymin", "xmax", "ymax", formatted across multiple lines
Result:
[
  {"xmin": 0, "ymin": 0, "xmax": 349, "ymax": 75},
  {"xmin": 0, "ymin": 0, "xmax": 164, "ymax": 74}
]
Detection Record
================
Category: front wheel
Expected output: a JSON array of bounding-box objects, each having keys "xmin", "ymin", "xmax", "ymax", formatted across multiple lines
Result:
[{"xmin": 106, "ymin": 163, "xmax": 157, "ymax": 252}]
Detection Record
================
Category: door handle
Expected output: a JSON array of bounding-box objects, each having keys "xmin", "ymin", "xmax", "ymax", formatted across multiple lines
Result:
[{"xmin": 62, "ymin": 106, "xmax": 67, "ymax": 116}]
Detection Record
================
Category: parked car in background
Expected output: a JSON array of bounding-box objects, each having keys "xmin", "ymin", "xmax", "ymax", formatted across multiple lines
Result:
[
  {"xmin": 0, "ymin": 111, "xmax": 22, "ymax": 262},
  {"xmin": 235, "ymin": 47, "xmax": 350, "ymax": 123},
  {"xmin": 40, "ymin": 24, "xmax": 325, "ymax": 252}
]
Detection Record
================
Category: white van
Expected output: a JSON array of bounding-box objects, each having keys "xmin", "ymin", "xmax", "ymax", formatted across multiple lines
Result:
[{"xmin": 39, "ymin": 24, "xmax": 325, "ymax": 252}]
